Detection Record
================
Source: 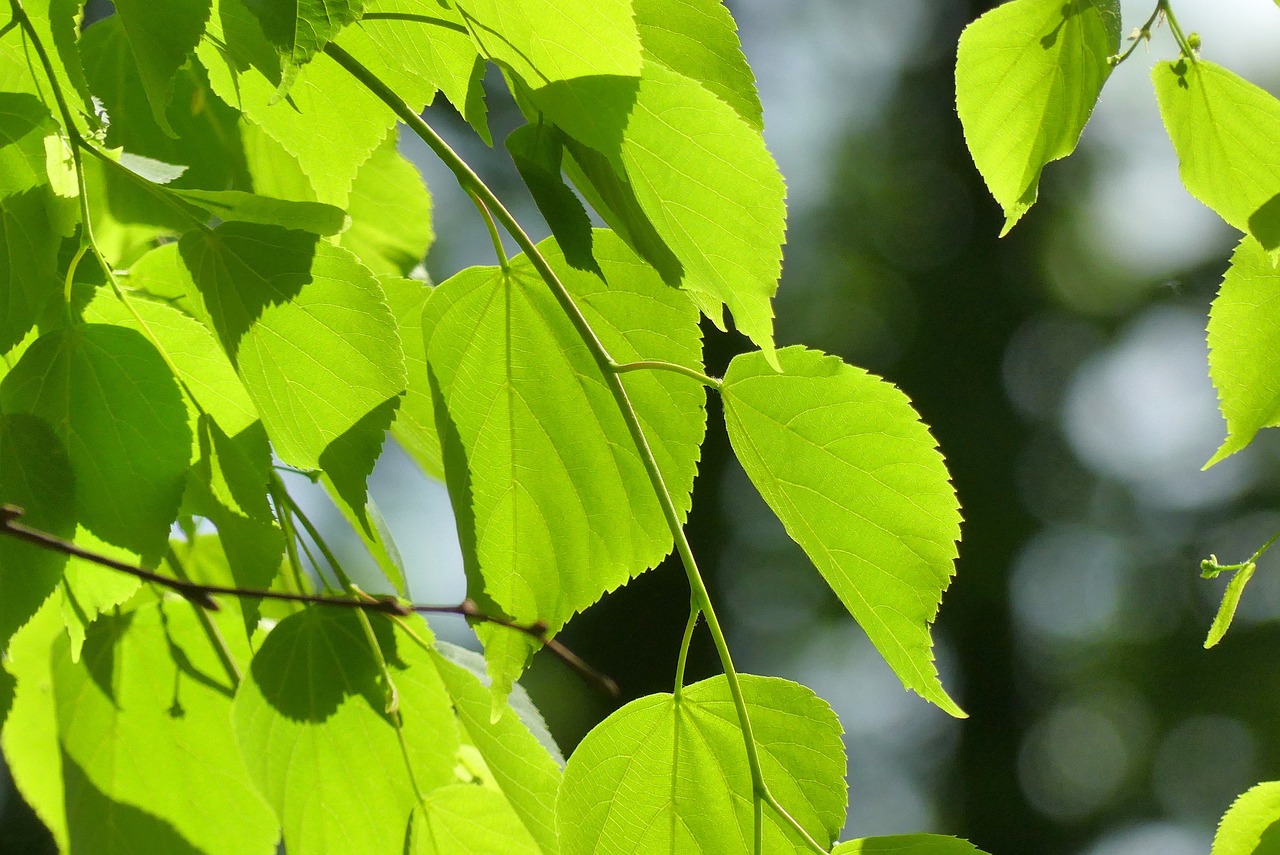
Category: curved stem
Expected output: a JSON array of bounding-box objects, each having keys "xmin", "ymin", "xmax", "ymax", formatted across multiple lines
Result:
[
  {"xmin": 466, "ymin": 187, "xmax": 509, "ymax": 271},
  {"xmin": 673, "ymin": 603, "xmax": 700, "ymax": 702},
  {"xmin": 611, "ymin": 360, "xmax": 723, "ymax": 390},
  {"xmin": 325, "ymin": 40, "xmax": 777, "ymax": 837},
  {"xmin": 1158, "ymin": 0, "xmax": 1198, "ymax": 63}
]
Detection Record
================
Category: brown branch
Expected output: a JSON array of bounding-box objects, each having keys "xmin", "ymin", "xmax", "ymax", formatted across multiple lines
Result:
[{"xmin": 0, "ymin": 504, "xmax": 618, "ymax": 696}]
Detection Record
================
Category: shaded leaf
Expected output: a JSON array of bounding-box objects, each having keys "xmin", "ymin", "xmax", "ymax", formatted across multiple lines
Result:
[
  {"xmin": 111, "ymin": 0, "xmax": 213, "ymax": 135},
  {"xmin": 244, "ymin": 0, "xmax": 365, "ymax": 89},
  {"xmin": 956, "ymin": 0, "xmax": 1119, "ymax": 233},
  {"xmin": 507, "ymin": 123, "xmax": 596, "ymax": 274},
  {"xmin": 722, "ymin": 347, "xmax": 963, "ymax": 716},
  {"xmin": 557, "ymin": 675, "xmax": 846, "ymax": 854}
]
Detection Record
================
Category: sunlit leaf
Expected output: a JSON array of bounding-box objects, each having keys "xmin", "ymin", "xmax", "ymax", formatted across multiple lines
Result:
[
  {"xmin": 833, "ymin": 835, "xmax": 991, "ymax": 854},
  {"xmin": 956, "ymin": 0, "xmax": 1119, "ymax": 233},
  {"xmin": 408, "ymin": 785, "xmax": 541, "ymax": 854},
  {"xmin": 1211, "ymin": 781, "xmax": 1280, "ymax": 855},
  {"xmin": 338, "ymin": 133, "xmax": 433, "ymax": 276},
  {"xmin": 722, "ymin": 346, "xmax": 964, "ymax": 716},
  {"xmin": 557, "ymin": 675, "xmax": 847, "ymax": 853}
]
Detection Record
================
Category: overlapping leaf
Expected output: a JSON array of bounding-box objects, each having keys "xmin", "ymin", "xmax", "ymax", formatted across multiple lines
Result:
[
  {"xmin": 1211, "ymin": 781, "xmax": 1280, "ymax": 855},
  {"xmin": 408, "ymin": 786, "xmax": 541, "ymax": 854},
  {"xmin": 833, "ymin": 836, "xmax": 991, "ymax": 854},
  {"xmin": 245, "ymin": 0, "xmax": 364, "ymax": 90},
  {"xmin": 385, "ymin": 276, "xmax": 442, "ymax": 479},
  {"xmin": 1155, "ymin": 59, "xmax": 1280, "ymax": 254},
  {"xmin": 1207, "ymin": 239, "xmax": 1280, "ymax": 464},
  {"xmin": 424, "ymin": 230, "xmax": 705, "ymax": 700},
  {"xmin": 722, "ymin": 347, "xmax": 964, "ymax": 716},
  {"xmin": 177, "ymin": 223, "xmax": 406, "ymax": 490},
  {"xmin": 956, "ymin": 0, "xmax": 1120, "ymax": 232},
  {"xmin": 557, "ymin": 675, "xmax": 847, "ymax": 853},
  {"xmin": 338, "ymin": 133, "xmax": 433, "ymax": 276},
  {"xmin": 0, "ymin": 325, "xmax": 191, "ymax": 559},
  {"xmin": 111, "ymin": 0, "xmax": 213, "ymax": 134},
  {"xmin": 53, "ymin": 602, "xmax": 277, "ymax": 854},
  {"xmin": 233, "ymin": 609, "xmax": 458, "ymax": 853}
]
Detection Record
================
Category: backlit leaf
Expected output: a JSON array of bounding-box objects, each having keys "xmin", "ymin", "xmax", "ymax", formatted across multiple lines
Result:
[
  {"xmin": 338, "ymin": 132, "xmax": 433, "ymax": 276},
  {"xmin": 384, "ymin": 276, "xmax": 441, "ymax": 480},
  {"xmin": 244, "ymin": 0, "xmax": 365, "ymax": 88},
  {"xmin": 111, "ymin": 0, "xmax": 213, "ymax": 135},
  {"xmin": 722, "ymin": 346, "xmax": 964, "ymax": 716},
  {"xmin": 0, "ymin": 325, "xmax": 191, "ymax": 559},
  {"xmin": 424, "ymin": 230, "xmax": 704, "ymax": 700},
  {"xmin": 1211, "ymin": 781, "xmax": 1280, "ymax": 855},
  {"xmin": 833, "ymin": 836, "xmax": 991, "ymax": 854},
  {"xmin": 557, "ymin": 675, "xmax": 847, "ymax": 853},
  {"xmin": 1155, "ymin": 59, "xmax": 1280, "ymax": 255},
  {"xmin": 956, "ymin": 0, "xmax": 1119, "ymax": 233}
]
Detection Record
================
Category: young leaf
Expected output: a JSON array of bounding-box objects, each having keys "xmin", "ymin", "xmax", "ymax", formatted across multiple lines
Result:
[
  {"xmin": 1203, "ymin": 560, "xmax": 1255, "ymax": 649},
  {"xmin": 53, "ymin": 602, "xmax": 278, "ymax": 854},
  {"xmin": 110, "ymin": 0, "xmax": 213, "ymax": 135},
  {"xmin": 0, "ymin": 413, "xmax": 74, "ymax": 653},
  {"xmin": 633, "ymin": 0, "xmax": 763, "ymax": 131},
  {"xmin": 556, "ymin": 675, "xmax": 847, "ymax": 853},
  {"xmin": 233, "ymin": 609, "xmax": 459, "ymax": 854},
  {"xmin": 177, "ymin": 222, "xmax": 406, "ymax": 477},
  {"xmin": 424, "ymin": 230, "xmax": 705, "ymax": 701},
  {"xmin": 833, "ymin": 835, "xmax": 991, "ymax": 854},
  {"xmin": 408, "ymin": 786, "xmax": 541, "ymax": 854},
  {"xmin": 722, "ymin": 346, "xmax": 964, "ymax": 717},
  {"xmin": 955, "ymin": 0, "xmax": 1120, "ymax": 233},
  {"xmin": 1207, "ymin": 238, "xmax": 1280, "ymax": 463},
  {"xmin": 0, "ymin": 325, "xmax": 192, "ymax": 560},
  {"xmin": 1155, "ymin": 59, "xmax": 1280, "ymax": 256},
  {"xmin": 1211, "ymin": 781, "xmax": 1280, "ymax": 855}
]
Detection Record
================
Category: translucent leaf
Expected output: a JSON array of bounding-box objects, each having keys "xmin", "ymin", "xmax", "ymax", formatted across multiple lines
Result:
[
  {"xmin": 59, "ymin": 528, "xmax": 143, "ymax": 660},
  {"xmin": 19, "ymin": 0, "xmax": 94, "ymax": 125},
  {"xmin": 722, "ymin": 347, "xmax": 964, "ymax": 717},
  {"xmin": 200, "ymin": 0, "xmax": 393, "ymax": 205},
  {"xmin": 557, "ymin": 675, "xmax": 847, "ymax": 853},
  {"xmin": 338, "ymin": 133, "xmax": 434, "ymax": 276},
  {"xmin": 0, "ymin": 325, "xmax": 192, "ymax": 559},
  {"xmin": 1203, "ymin": 560, "xmax": 1255, "ymax": 649},
  {"xmin": 0, "ymin": 92, "xmax": 61, "ymax": 197},
  {"xmin": 956, "ymin": 0, "xmax": 1119, "ymax": 233},
  {"xmin": 424, "ymin": 230, "xmax": 705, "ymax": 700},
  {"xmin": 1212, "ymin": 781, "xmax": 1280, "ymax": 855},
  {"xmin": 111, "ymin": 0, "xmax": 213, "ymax": 135},
  {"xmin": 0, "ymin": 188, "xmax": 64, "ymax": 355},
  {"xmin": 0, "ymin": 414, "xmax": 74, "ymax": 653},
  {"xmin": 1155, "ymin": 59, "xmax": 1280, "ymax": 255},
  {"xmin": 53, "ymin": 602, "xmax": 278, "ymax": 854},
  {"xmin": 408, "ymin": 786, "xmax": 541, "ymax": 854},
  {"xmin": 507, "ymin": 123, "xmax": 597, "ymax": 274},
  {"xmin": 432, "ymin": 642, "xmax": 563, "ymax": 853},
  {"xmin": 177, "ymin": 222, "xmax": 406, "ymax": 478},
  {"xmin": 1207, "ymin": 239, "xmax": 1280, "ymax": 463},
  {"xmin": 232, "ymin": 609, "xmax": 459, "ymax": 853},
  {"xmin": 833, "ymin": 835, "xmax": 991, "ymax": 854},
  {"xmin": 384, "ymin": 276, "xmax": 442, "ymax": 480},
  {"xmin": 171, "ymin": 188, "xmax": 349, "ymax": 234},
  {"xmin": 634, "ymin": 0, "xmax": 762, "ymax": 130},
  {"xmin": 244, "ymin": 0, "xmax": 365, "ymax": 89},
  {"xmin": 618, "ymin": 59, "xmax": 784, "ymax": 358}
]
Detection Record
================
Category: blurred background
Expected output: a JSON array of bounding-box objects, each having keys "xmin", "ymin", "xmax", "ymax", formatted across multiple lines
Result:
[{"xmin": 6, "ymin": 1, "xmax": 1280, "ymax": 853}]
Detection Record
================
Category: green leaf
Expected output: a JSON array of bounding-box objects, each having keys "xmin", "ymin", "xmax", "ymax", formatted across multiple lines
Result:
[
  {"xmin": 233, "ymin": 609, "xmax": 458, "ymax": 854},
  {"xmin": 0, "ymin": 188, "xmax": 65, "ymax": 355},
  {"xmin": 172, "ymin": 188, "xmax": 349, "ymax": 235},
  {"xmin": 53, "ymin": 601, "xmax": 278, "ymax": 854},
  {"xmin": 424, "ymin": 230, "xmax": 705, "ymax": 700},
  {"xmin": 1155, "ymin": 59, "xmax": 1280, "ymax": 255},
  {"xmin": 0, "ymin": 92, "xmax": 61, "ymax": 197},
  {"xmin": 0, "ymin": 414, "xmax": 74, "ymax": 653},
  {"xmin": 244, "ymin": 0, "xmax": 365, "ymax": 89},
  {"xmin": 833, "ymin": 835, "xmax": 991, "ymax": 854},
  {"xmin": 200, "ymin": 0, "xmax": 394, "ymax": 205},
  {"xmin": 59, "ymin": 527, "xmax": 144, "ymax": 660},
  {"xmin": 557, "ymin": 674, "xmax": 847, "ymax": 853},
  {"xmin": 956, "ymin": 0, "xmax": 1119, "ymax": 233},
  {"xmin": 0, "ymin": 325, "xmax": 192, "ymax": 559},
  {"xmin": 111, "ymin": 0, "xmax": 213, "ymax": 135},
  {"xmin": 408, "ymin": 786, "xmax": 541, "ymax": 854},
  {"xmin": 338, "ymin": 132, "xmax": 434, "ymax": 276},
  {"xmin": 384, "ymin": 275, "xmax": 442, "ymax": 480},
  {"xmin": 1207, "ymin": 239, "xmax": 1280, "ymax": 463},
  {"xmin": 507, "ymin": 123, "xmax": 597, "ymax": 274},
  {"xmin": 19, "ymin": 0, "xmax": 94, "ymax": 126},
  {"xmin": 722, "ymin": 346, "xmax": 964, "ymax": 717},
  {"xmin": 617, "ymin": 59, "xmax": 784, "ymax": 358},
  {"xmin": 1212, "ymin": 781, "xmax": 1280, "ymax": 855},
  {"xmin": 1203, "ymin": 560, "xmax": 1255, "ymax": 649},
  {"xmin": 634, "ymin": 0, "xmax": 763, "ymax": 130},
  {"xmin": 177, "ymin": 222, "xmax": 406, "ymax": 474}
]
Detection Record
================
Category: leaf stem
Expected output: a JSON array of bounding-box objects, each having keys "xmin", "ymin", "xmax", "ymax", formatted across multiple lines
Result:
[
  {"xmin": 1158, "ymin": 0, "xmax": 1198, "ymax": 63},
  {"xmin": 325, "ymin": 41, "xmax": 778, "ymax": 842},
  {"xmin": 466, "ymin": 187, "xmax": 510, "ymax": 272},
  {"xmin": 611, "ymin": 360, "xmax": 723, "ymax": 390},
  {"xmin": 673, "ymin": 603, "xmax": 700, "ymax": 702},
  {"xmin": 270, "ymin": 475, "xmax": 355, "ymax": 590},
  {"xmin": 167, "ymin": 545, "xmax": 243, "ymax": 685}
]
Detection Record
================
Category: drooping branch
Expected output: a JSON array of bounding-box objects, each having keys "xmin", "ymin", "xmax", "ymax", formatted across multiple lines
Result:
[{"xmin": 0, "ymin": 503, "xmax": 618, "ymax": 695}]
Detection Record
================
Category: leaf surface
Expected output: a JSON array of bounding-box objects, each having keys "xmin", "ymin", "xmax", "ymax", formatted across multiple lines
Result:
[
  {"xmin": 556, "ymin": 675, "xmax": 847, "ymax": 854},
  {"xmin": 424, "ymin": 230, "xmax": 705, "ymax": 700},
  {"xmin": 1207, "ymin": 239, "xmax": 1280, "ymax": 463},
  {"xmin": 0, "ymin": 325, "xmax": 191, "ymax": 559},
  {"xmin": 833, "ymin": 836, "xmax": 991, "ymax": 854},
  {"xmin": 111, "ymin": 0, "xmax": 212, "ymax": 135},
  {"xmin": 956, "ymin": 0, "xmax": 1119, "ymax": 232},
  {"xmin": 244, "ymin": 0, "xmax": 364, "ymax": 88},
  {"xmin": 1211, "ymin": 781, "xmax": 1280, "ymax": 855},
  {"xmin": 384, "ymin": 276, "xmax": 441, "ymax": 479},
  {"xmin": 1155, "ymin": 59, "xmax": 1280, "ymax": 254},
  {"xmin": 233, "ymin": 609, "xmax": 458, "ymax": 854},
  {"xmin": 722, "ymin": 346, "xmax": 963, "ymax": 716},
  {"xmin": 338, "ymin": 133, "xmax": 434, "ymax": 276},
  {"xmin": 409, "ymin": 786, "xmax": 541, "ymax": 854}
]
